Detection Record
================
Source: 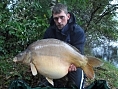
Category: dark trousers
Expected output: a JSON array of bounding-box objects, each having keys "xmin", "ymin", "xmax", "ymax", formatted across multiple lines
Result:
[{"xmin": 54, "ymin": 68, "xmax": 85, "ymax": 89}]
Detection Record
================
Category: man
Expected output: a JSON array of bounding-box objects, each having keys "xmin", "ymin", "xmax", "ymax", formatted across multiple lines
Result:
[{"xmin": 43, "ymin": 3, "xmax": 85, "ymax": 89}]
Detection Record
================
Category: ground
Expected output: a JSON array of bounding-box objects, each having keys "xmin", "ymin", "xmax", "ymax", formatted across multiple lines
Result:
[{"xmin": 0, "ymin": 59, "xmax": 118, "ymax": 89}]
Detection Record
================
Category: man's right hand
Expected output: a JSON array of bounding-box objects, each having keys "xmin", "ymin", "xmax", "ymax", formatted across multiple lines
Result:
[{"xmin": 68, "ymin": 64, "xmax": 77, "ymax": 72}]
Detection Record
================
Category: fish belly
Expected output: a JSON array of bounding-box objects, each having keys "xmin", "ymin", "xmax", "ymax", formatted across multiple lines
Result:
[{"xmin": 33, "ymin": 55, "xmax": 70, "ymax": 79}]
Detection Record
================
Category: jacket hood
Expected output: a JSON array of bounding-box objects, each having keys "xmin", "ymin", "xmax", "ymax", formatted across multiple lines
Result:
[{"xmin": 49, "ymin": 12, "xmax": 76, "ymax": 26}]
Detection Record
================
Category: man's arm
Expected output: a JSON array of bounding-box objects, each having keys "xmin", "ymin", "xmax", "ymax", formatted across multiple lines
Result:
[
  {"xmin": 71, "ymin": 25, "xmax": 85, "ymax": 55},
  {"xmin": 69, "ymin": 25, "xmax": 85, "ymax": 72}
]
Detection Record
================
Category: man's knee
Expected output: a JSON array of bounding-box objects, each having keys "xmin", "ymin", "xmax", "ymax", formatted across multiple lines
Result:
[{"xmin": 68, "ymin": 68, "xmax": 85, "ymax": 89}]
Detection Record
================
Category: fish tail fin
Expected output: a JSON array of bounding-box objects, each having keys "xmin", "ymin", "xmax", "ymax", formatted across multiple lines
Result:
[
  {"xmin": 82, "ymin": 63, "xmax": 95, "ymax": 79},
  {"xmin": 82, "ymin": 56, "xmax": 104, "ymax": 79},
  {"xmin": 86, "ymin": 56, "xmax": 104, "ymax": 67}
]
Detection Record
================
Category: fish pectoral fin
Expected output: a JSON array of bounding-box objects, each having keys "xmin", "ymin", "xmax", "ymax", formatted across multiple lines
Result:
[
  {"xmin": 46, "ymin": 77, "xmax": 54, "ymax": 86},
  {"xmin": 82, "ymin": 63, "xmax": 95, "ymax": 79},
  {"xmin": 30, "ymin": 62, "xmax": 37, "ymax": 76}
]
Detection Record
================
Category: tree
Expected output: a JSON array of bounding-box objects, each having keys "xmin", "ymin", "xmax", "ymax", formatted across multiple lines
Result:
[
  {"xmin": 0, "ymin": 0, "xmax": 51, "ymax": 56},
  {"xmin": 50, "ymin": 0, "xmax": 118, "ymax": 46},
  {"xmin": 0, "ymin": 0, "xmax": 118, "ymax": 57}
]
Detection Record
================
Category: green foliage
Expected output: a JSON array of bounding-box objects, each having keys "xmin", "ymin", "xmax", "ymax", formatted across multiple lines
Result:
[
  {"xmin": 0, "ymin": 0, "xmax": 50, "ymax": 57},
  {"xmin": 0, "ymin": 1, "xmax": 12, "ymax": 56},
  {"xmin": 0, "ymin": 0, "xmax": 118, "ymax": 58}
]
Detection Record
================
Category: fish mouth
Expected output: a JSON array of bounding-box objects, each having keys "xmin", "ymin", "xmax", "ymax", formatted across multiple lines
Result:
[{"xmin": 13, "ymin": 57, "xmax": 17, "ymax": 62}]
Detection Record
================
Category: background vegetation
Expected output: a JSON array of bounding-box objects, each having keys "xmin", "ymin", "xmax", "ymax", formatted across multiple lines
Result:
[{"xmin": 0, "ymin": 0, "xmax": 118, "ymax": 89}]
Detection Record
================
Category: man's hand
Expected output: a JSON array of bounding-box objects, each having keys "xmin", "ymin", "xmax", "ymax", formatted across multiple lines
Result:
[{"xmin": 68, "ymin": 64, "xmax": 77, "ymax": 72}]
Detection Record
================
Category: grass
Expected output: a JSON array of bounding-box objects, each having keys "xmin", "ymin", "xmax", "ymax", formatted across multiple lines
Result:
[
  {"xmin": 0, "ymin": 56, "xmax": 118, "ymax": 89},
  {"xmin": 86, "ymin": 60, "xmax": 118, "ymax": 89}
]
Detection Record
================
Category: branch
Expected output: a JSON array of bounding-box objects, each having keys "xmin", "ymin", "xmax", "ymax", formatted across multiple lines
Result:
[
  {"xmin": 95, "ymin": 4, "xmax": 118, "ymax": 24},
  {"xmin": 85, "ymin": 6, "xmax": 101, "ymax": 32}
]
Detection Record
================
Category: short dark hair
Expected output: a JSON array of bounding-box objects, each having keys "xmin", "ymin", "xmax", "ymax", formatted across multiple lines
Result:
[{"xmin": 52, "ymin": 3, "xmax": 68, "ymax": 14}]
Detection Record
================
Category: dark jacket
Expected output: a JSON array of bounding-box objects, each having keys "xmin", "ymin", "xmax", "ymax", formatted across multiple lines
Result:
[{"xmin": 43, "ymin": 13, "xmax": 85, "ymax": 54}]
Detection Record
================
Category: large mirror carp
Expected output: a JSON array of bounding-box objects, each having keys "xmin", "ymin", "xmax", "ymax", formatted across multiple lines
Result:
[{"xmin": 13, "ymin": 38, "xmax": 103, "ymax": 85}]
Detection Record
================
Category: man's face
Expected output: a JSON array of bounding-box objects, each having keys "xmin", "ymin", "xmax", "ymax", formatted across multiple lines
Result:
[{"xmin": 53, "ymin": 10, "xmax": 70, "ymax": 29}]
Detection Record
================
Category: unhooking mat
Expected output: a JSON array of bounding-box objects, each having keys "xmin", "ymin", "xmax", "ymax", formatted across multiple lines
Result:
[{"xmin": 8, "ymin": 79, "xmax": 110, "ymax": 89}]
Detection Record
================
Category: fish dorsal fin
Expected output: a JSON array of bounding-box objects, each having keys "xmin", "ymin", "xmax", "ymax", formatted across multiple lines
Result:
[
  {"xmin": 30, "ymin": 62, "xmax": 37, "ymax": 76},
  {"xmin": 82, "ymin": 63, "xmax": 95, "ymax": 79},
  {"xmin": 66, "ymin": 43, "xmax": 81, "ymax": 53},
  {"xmin": 46, "ymin": 77, "xmax": 54, "ymax": 86},
  {"xmin": 86, "ymin": 56, "xmax": 104, "ymax": 67}
]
